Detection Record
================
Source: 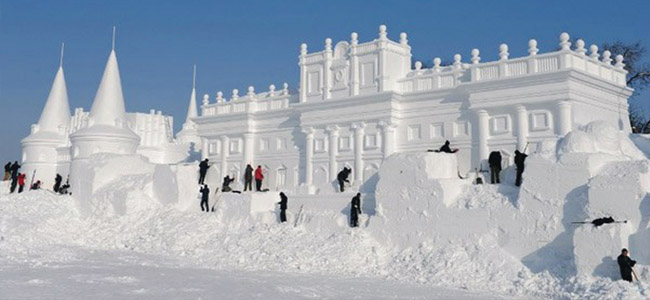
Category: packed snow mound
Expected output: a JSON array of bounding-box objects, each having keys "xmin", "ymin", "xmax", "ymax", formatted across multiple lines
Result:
[{"xmin": 559, "ymin": 121, "xmax": 644, "ymax": 159}]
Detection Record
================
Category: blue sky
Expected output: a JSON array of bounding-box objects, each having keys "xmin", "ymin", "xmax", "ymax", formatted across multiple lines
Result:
[{"xmin": 1, "ymin": 0, "xmax": 649, "ymax": 160}]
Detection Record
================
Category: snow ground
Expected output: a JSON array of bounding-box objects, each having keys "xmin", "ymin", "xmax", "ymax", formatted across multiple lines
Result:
[{"xmin": 0, "ymin": 247, "xmax": 520, "ymax": 300}]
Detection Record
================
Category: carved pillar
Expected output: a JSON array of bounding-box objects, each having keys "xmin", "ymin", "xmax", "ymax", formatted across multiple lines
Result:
[
  {"xmin": 350, "ymin": 33, "xmax": 359, "ymax": 96},
  {"xmin": 351, "ymin": 122, "xmax": 365, "ymax": 182},
  {"xmin": 326, "ymin": 125, "xmax": 339, "ymax": 180},
  {"xmin": 220, "ymin": 135, "xmax": 229, "ymax": 179},
  {"xmin": 558, "ymin": 100, "xmax": 573, "ymax": 136},
  {"xmin": 323, "ymin": 39, "xmax": 332, "ymax": 100},
  {"xmin": 516, "ymin": 105, "xmax": 529, "ymax": 151},
  {"xmin": 299, "ymin": 44, "xmax": 308, "ymax": 103},
  {"xmin": 243, "ymin": 132, "xmax": 255, "ymax": 166},
  {"xmin": 303, "ymin": 127, "xmax": 314, "ymax": 186},
  {"xmin": 379, "ymin": 121, "xmax": 397, "ymax": 158},
  {"xmin": 476, "ymin": 110, "xmax": 489, "ymax": 163},
  {"xmin": 201, "ymin": 137, "xmax": 209, "ymax": 160}
]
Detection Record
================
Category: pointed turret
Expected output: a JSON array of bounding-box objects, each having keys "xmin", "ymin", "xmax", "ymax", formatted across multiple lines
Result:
[
  {"xmin": 185, "ymin": 65, "xmax": 198, "ymax": 123},
  {"xmin": 177, "ymin": 65, "xmax": 202, "ymax": 156},
  {"xmin": 37, "ymin": 65, "xmax": 71, "ymax": 133},
  {"xmin": 88, "ymin": 49, "xmax": 127, "ymax": 126}
]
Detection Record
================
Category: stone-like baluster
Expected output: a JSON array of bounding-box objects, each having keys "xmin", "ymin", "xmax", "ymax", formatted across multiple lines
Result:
[
  {"xmin": 399, "ymin": 32, "xmax": 408, "ymax": 46},
  {"xmin": 528, "ymin": 39, "xmax": 538, "ymax": 74},
  {"xmin": 602, "ymin": 50, "xmax": 612, "ymax": 65},
  {"xmin": 615, "ymin": 55, "xmax": 625, "ymax": 69},
  {"xmin": 575, "ymin": 39, "xmax": 586, "ymax": 56},
  {"xmin": 268, "ymin": 84, "xmax": 276, "ymax": 97},
  {"xmin": 589, "ymin": 45, "xmax": 599, "ymax": 60}
]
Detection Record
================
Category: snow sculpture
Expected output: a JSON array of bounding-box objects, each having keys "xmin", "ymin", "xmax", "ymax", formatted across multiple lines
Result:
[{"xmin": 176, "ymin": 65, "xmax": 202, "ymax": 159}]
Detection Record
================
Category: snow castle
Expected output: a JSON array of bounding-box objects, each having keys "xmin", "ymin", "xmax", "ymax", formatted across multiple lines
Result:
[{"xmin": 22, "ymin": 26, "xmax": 632, "ymax": 193}]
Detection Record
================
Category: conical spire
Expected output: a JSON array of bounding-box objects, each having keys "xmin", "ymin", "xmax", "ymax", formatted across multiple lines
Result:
[
  {"xmin": 88, "ymin": 48, "xmax": 127, "ymax": 126},
  {"xmin": 185, "ymin": 65, "xmax": 198, "ymax": 123},
  {"xmin": 37, "ymin": 44, "xmax": 71, "ymax": 132}
]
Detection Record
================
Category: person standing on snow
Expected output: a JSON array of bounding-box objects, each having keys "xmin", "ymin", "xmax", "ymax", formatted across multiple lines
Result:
[
  {"xmin": 200, "ymin": 184, "xmax": 210, "ymax": 212},
  {"xmin": 17, "ymin": 173, "xmax": 26, "ymax": 193},
  {"xmin": 244, "ymin": 164, "xmax": 254, "ymax": 191},
  {"xmin": 3, "ymin": 162, "xmax": 11, "ymax": 181},
  {"xmin": 278, "ymin": 192, "xmax": 288, "ymax": 223},
  {"xmin": 350, "ymin": 193, "xmax": 362, "ymax": 227},
  {"xmin": 488, "ymin": 151, "xmax": 502, "ymax": 184},
  {"xmin": 9, "ymin": 161, "xmax": 21, "ymax": 193},
  {"xmin": 254, "ymin": 165, "xmax": 264, "ymax": 192},
  {"xmin": 337, "ymin": 167, "xmax": 351, "ymax": 192},
  {"xmin": 514, "ymin": 150, "xmax": 528, "ymax": 187},
  {"xmin": 53, "ymin": 173, "xmax": 63, "ymax": 193},
  {"xmin": 617, "ymin": 248, "xmax": 637, "ymax": 282},
  {"xmin": 198, "ymin": 159, "xmax": 210, "ymax": 185}
]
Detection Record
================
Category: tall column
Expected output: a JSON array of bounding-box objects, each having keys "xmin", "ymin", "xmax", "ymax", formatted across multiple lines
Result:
[
  {"xmin": 323, "ymin": 38, "xmax": 332, "ymax": 100},
  {"xmin": 377, "ymin": 25, "xmax": 388, "ymax": 92},
  {"xmin": 379, "ymin": 121, "xmax": 397, "ymax": 158},
  {"xmin": 326, "ymin": 125, "xmax": 339, "ymax": 180},
  {"xmin": 303, "ymin": 127, "xmax": 314, "ymax": 186},
  {"xmin": 558, "ymin": 101, "xmax": 573, "ymax": 136},
  {"xmin": 243, "ymin": 132, "xmax": 255, "ymax": 166},
  {"xmin": 351, "ymin": 122, "xmax": 365, "ymax": 182},
  {"xmin": 516, "ymin": 105, "xmax": 529, "ymax": 151},
  {"xmin": 350, "ymin": 32, "xmax": 359, "ymax": 96},
  {"xmin": 201, "ymin": 137, "xmax": 209, "ymax": 160},
  {"xmin": 476, "ymin": 110, "xmax": 490, "ymax": 163},
  {"xmin": 299, "ymin": 44, "xmax": 308, "ymax": 103},
  {"xmin": 220, "ymin": 135, "xmax": 229, "ymax": 178}
]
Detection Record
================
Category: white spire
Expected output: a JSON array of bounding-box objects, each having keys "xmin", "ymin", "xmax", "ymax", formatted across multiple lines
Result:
[
  {"xmin": 88, "ymin": 47, "xmax": 127, "ymax": 126},
  {"xmin": 37, "ymin": 47, "xmax": 71, "ymax": 133},
  {"xmin": 185, "ymin": 65, "xmax": 198, "ymax": 123}
]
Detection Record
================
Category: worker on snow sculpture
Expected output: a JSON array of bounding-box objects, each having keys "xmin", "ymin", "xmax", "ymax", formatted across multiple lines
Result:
[
  {"xmin": 30, "ymin": 180, "xmax": 41, "ymax": 190},
  {"xmin": 617, "ymin": 248, "xmax": 637, "ymax": 282},
  {"xmin": 3, "ymin": 162, "xmax": 11, "ymax": 181},
  {"xmin": 9, "ymin": 161, "xmax": 21, "ymax": 193},
  {"xmin": 200, "ymin": 184, "xmax": 210, "ymax": 212},
  {"xmin": 514, "ymin": 150, "xmax": 528, "ymax": 187},
  {"xmin": 350, "ymin": 193, "xmax": 362, "ymax": 227},
  {"xmin": 254, "ymin": 165, "xmax": 264, "ymax": 192},
  {"xmin": 488, "ymin": 151, "xmax": 502, "ymax": 184},
  {"xmin": 17, "ymin": 173, "xmax": 26, "ymax": 193},
  {"xmin": 337, "ymin": 167, "xmax": 351, "ymax": 192},
  {"xmin": 221, "ymin": 175, "xmax": 234, "ymax": 192},
  {"xmin": 278, "ymin": 192, "xmax": 288, "ymax": 222},
  {"xmin": 198, "ymin": 159, "xmax": 210, "ymax": 185},
  {"xmin": 434, "ymin": 140, "xmax": 458, "ymax": 153},
  {"xmin": 53, "ymin": 173, "xmax": 63, "ymax": 193},
  {"xmin": 244, "ymin": 164, "xmax": 254, "ymax": 191}
]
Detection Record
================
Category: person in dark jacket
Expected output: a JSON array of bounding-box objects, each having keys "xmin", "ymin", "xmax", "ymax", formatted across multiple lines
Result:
[
  {"xmin": 254, "ymin": 165, "xmax": 264, "ymax": 192},
  {"xmin": 439, "ymin": 140, "xmax": 454, "ymax": 153},
  {"xmin": 200, "ymin": 184, "xmax": 210, "ymax": 212},
  {"xmin": 221, "ymin": 175, "xmax": 234, "ymax": 192},
  {"xmin": 488, "ymin": 151, "xmax": 502, "ymax": 184},
  {"xmin": 514, "ymin": 150, "xmax": 528, "ymax": 187},
  {"xmin": 350, "ymin": 193, "xmax": 362, "ymax": 227},
  {"xmin": 3, "ymin": 162, "xmax": 11, "ymax": 181},
  {"xmin": 244, "ymin": 164, "xmax": 254, "ymax": 191},
  {"xmin": 30, "ymin": 180, "xmax": 41, "ymax": 190},
  {"xmin": 17, "ymin": 173, "xmax": 26, "ymax": 193},
  {"xmin": 617, "ymin": 248, "xmax": 637, "ymax": 282},
  {"xmin": 9, "ymin": 161, "xmax": 21, "ymax": 193},
  {"xmin": 278, "ymin": 192, "xmax": 288, "ymax": 223},
  {"xmin": 53, "ymin": 174, "xmax": 63, "ymax": 193},
  {"xmin": 337, "ymin": 167, "xmax": 351, "ymax": 192},
  {"xmin": 198, "ymin": 159, "xmax": 210, "ymax": 184}
]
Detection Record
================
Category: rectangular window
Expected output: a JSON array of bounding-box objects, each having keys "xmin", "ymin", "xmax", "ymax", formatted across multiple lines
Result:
[
  {"xmin": 339, "ymin": 136, "xmax": 351, "ymax": 151},
  {"xmin": 259, "ymin": 138, "xmax": 269, "ymax": 152},
  {"xmin": 407, "ymin": 125, "xmax": 421, "ymax": 141},
  {"xmin": 430, "ymin": 123, "xmax": 444, "ymax": 139}
]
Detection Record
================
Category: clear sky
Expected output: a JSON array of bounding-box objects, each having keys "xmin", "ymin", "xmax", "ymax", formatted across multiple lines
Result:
[{"xmin": 1, "ymin": 0, "xmax": 649, "ymax": 160}]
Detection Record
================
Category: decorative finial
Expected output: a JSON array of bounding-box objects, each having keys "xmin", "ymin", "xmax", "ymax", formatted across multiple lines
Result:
[
  {"xmin": 575, "ymin": 39, "xmax": 586, "ymax": 55},
  {"xmin": 112, "ymin": 26, "xmax": 116, "ymax": 50},
  {"xmin": 453, "ymin": 54, "xmax": 462, "ymax": 69},
  {"xmin": 247, "ymin": 86, "xmax": 255, "ymax": 97},
  {"xmin": 499, "ymin": 44, "xmax": 509, "ymax": 60},
  {"xmin": 202, "ymin": 94, "xmax": 209, "ymax": 106},
  {"xmin": 602, "ymin": 50, "xmax": 612, "ymax": 65},
  {"xmin": 300, "ymin": 43, "xmax": 307, "ymax": 56},
  {"xmin": 59, "ymin": 42, "xmax": 65, "ymax": 68},
  {"xmin": 559, "ymin": 32, "xmax": 571, "ymax": 50},
  {"xmin": 192, "ymin": 64, "xmax": 197, "ymax": 90},
  {"xmin": 216, "ymin": 91, "xmax": 223, "ymax": 103},
  {"xmin": 400, "ymin": 32, "xmax": 408, "ymax": 45},
  {"xmin": 433, "ymin": 57, "xmax": 441, "ymax": 72},
  {"xmin": 471, "ymin": 48, "xmax": 480, "ymax": 64},
  {"xmin": 379, "ymin": 24, "xmax": 387, "ymax": 40},
  {"xmin": 528, "ymin": 39, "xmax": 538, "ymax": 56},
  {"xmin": 615, "ymin": 54, "xmax": 625, "ymax": 69},
  {"xmin": 232, "ymin": 89, "xmax": 239, "ymax": 101},
  {"xmin": 589, "ymin": 45, "xmax": 599, "ymax": 59},
  {"xmin": 282, "ymin": 82, "xmax": 289, "ymax": 95},
  {"xmin": 414, "ymin": 61, "xmax": 422, "ymax": 71},
  {"xmin": 351, "ymin": 32, "xmax": 358, "ymax": 45},
  {"xmin": 325, "ymin": 38, "xmax": 332, "ymax": 51},
  {"xmin": 268, "ymin": 84, "xmax": 276, "ymax": 97}
]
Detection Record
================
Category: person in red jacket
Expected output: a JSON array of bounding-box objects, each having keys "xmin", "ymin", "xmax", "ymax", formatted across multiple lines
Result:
[
  {"xmin": 17, "ymin": 173, "xmax": 26, "ymax": 193},
  {"xmin": 254, "ymin": 165, "xmax": 264, "ymax": 192}
]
